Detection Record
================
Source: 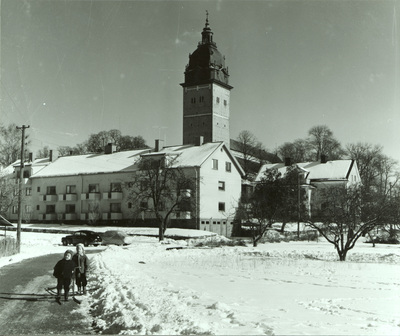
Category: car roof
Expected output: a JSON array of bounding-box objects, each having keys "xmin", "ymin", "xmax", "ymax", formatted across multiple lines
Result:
[{"xmin": 76, "ymin": 230, "xmax": 96, "ymax": 234}]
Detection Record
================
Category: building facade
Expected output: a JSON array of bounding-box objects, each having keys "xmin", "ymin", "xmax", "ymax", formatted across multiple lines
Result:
[
  {"xmin": 5, "ymin": 142, "xmax": 244, "ymax": 236},
  {"xmin": 255, "ymin": 158, "xmax": 362, "ymax": 216}
]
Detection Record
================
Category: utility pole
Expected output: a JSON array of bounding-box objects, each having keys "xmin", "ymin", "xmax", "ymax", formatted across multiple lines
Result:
[
  {"xmin": 297, "ymin": 172, "xmax": 300, "ymax": 238},
  {"xmin": 16, "ymin": 125, "xmax": 30, "ymax": 252}
]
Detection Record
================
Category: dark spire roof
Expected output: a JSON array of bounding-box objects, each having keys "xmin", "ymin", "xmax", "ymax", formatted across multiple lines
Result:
[{"xmin": 181, "ymin": 12, "xmax": 232, "ymax": 89}]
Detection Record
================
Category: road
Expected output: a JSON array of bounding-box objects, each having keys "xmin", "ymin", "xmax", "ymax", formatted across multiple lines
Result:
[{"xmin": 0, "ymin": 250, "xmax": 102, "ymax": 335}]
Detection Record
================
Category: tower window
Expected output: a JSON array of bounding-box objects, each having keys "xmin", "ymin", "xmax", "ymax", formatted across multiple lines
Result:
[
  {"xmin": 216, "ymin": 97, "xmax": 220, "ymax": 103},
  {"xmin": 191, "ymin": 97, "xmax": 196, "ymax": 104},
  {"xmin": 199, "ymin": 96, "xmax": 204, "ymax": 103},
  {"xmin": 224, "ymin": 100, "xmax": 227, "ymax": 106},
  {"xmin": 218, "ymin": 181, "xmax": 225, "ymax": 191},
  {"xmin": 225, "ymin": 162, "xmax": 232, "ymax": 172},
  {"xmin": 218, "ymin": 202, "xmax": 225, "ymax": 212}
]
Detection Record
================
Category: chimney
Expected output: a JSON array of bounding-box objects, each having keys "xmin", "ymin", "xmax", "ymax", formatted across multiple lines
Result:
[
  {"xmin": 195, "ymin": 136, "xmax": 204, "ymax": 146},
  {"xmin": 155, "ymin": 139, "xmax": 164, "ymax": 152},
  {"xmin": 49, "ymin": 150, "xmax": 53, "ymax": 162},
  {"xmin": 105, "ymin": 143, "xmax": 116, "ymax": 154},
  {"xmin": 29, "ymin": 152, "xmax": 33, "ymax": 162},
  {"xmin": 321, "ymin": 154, "xmax": 327, "ymax": 163},
  {"xmin": 285, "ymin": 157, "xmax": 291, "ymax": 166}
]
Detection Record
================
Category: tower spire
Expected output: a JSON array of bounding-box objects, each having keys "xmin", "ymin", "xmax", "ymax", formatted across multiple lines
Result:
[{"xmin": 201, "ymin": 10, "xmax": 214, "ymax": 45}]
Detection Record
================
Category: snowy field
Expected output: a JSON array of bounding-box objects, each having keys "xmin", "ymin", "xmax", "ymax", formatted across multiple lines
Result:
[{"xmin": 1, "ymin": 226, "xmax": 400, "ymax": 335}]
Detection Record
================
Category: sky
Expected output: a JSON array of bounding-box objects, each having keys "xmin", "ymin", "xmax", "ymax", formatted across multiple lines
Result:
[{"xmin": 1, "ymin": 0, "xmax": 399, "ymax": 163}]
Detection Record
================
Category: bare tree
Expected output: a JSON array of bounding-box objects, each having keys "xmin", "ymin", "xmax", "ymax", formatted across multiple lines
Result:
[
  {"xmin": 236, "ymin": 130, "xmax": 257, "ymax": 176},
  {"xmin": 278, "ymin": 139, "xmax": 311, "ymax": 163},
  {"xmin": 307, "ymin": 125, "xmax": 344, "ymax": 161},
  {"xmin": 0, "ymin": 123, "xmax": 30, "ymax": 167},
  {"xmin": 57, "ymin": 143, "xmax": 87, "ymax": 156},
  {"xmin": 83, "ymin": 130, "xmax": 148, "ymax": 154},
  {"xmin": 88, "ymin": 200, "xmax": 101, "ymax": 225},
  {"xmin": 36, "ymin": 146, "xmax": 50, "ymax": 159},
  {"xmin": 0, "ymin": 172, "xmax": 18, "ymax": 217},
  {"xmin": 346, "ymin": 142, "xmax": 383, "ymax": 191},
  {"xmin": 119, "ymin": 135, "xmax": 148, "ymax": 151},
  {"xmin": 246, "ymin": 167, "xmax": 307, "ymax": 246},
  {"xmin": 125, "ymin": 155, "xmax": 196, "ymax": 241},
  {"xmin": 86, "ymin": 131, "xmax": 109, "ymax": 153},
  {"xmin": 108, "ymin": 129, "xmax": 122, "ymax": 150},
  {"xmin": 306, "ymin": 184, "xmax": 396, "ymax": 261}
]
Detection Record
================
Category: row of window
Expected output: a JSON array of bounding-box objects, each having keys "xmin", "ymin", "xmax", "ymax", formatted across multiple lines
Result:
[
  {"xmin": 201, "ymin": 220, "xmax": 227, "ymax": 225},
  {"xmin": 13, "ymin": 203, "xmax": 122, "ymax": 214},
  {"xmin": 190, "ymin": 96, "xmax": 227, "ymax": 105},
  {"xmin": 34, "ymin": 183, "xmax": 122, "ymax": 195},
  {"xmin": 13, "ymin": 202, "xmax": 226, "ymax": 214},
  {"xmin": 212, "ymin": 159, "xmax": 231, "ymax": 172}
]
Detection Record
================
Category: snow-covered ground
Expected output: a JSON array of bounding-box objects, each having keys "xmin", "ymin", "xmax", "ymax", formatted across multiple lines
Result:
[{"xmin": 1, "ymin": 226, "xmax": 400, "ymax": 335}]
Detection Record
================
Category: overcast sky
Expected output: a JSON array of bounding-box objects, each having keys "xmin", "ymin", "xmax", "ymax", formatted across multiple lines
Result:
[{"xmin": 1, "ymin": 0, "xmax": 399, "ymax": 163}]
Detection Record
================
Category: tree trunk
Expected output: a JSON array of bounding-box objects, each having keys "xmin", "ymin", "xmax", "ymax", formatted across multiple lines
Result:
[
  {"xmin": 159, "ymin": 225, "xmax": 164, "ymax": 241},
  {"xmin": 367, "ymin": 232, "xmax": 375, "ymax": 247},
  {"xmin": 338, "ymin": 250, "xmax": 347, "ymax": 261},
  {"xmin": 252, "ymin": 232, "xmax": 258, "ymax": 247}
]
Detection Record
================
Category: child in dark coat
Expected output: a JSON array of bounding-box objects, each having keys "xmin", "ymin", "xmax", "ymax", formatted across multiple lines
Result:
[
  {"xmin": 53, "ymin": 249, "xmax": 76, "ymax": 301},
  {"xmin": 72, "ymin": 243, "xmax": 90, "ymax": 295}
]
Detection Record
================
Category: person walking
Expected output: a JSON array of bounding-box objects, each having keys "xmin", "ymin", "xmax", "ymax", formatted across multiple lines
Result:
[
  {"xmin": 73, "ymin": 243, "xmax": 90, "ymax": 295},
  {"xmin": 53, "ymin": 250, "xmax": 76, "ymax": 301}
]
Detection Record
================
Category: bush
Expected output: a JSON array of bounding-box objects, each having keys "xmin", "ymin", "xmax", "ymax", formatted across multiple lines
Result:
[
  {"xmin": 193, "ymin": 236, "xmax": 247, "ymax": 248},
  {"xmin": 366, "ymin": 231, "xmax": 399, "ymax": 245},
  {"xmin": 281, "ymin": 230, "xmax": 319, "ymax": 242},
  {"xmin": 0, "ymin": 236, "xmax": 18, "ymax": 258},
  {"xmin": 262, "ymin": 230, "xmax": 283, "ymax": 243}
]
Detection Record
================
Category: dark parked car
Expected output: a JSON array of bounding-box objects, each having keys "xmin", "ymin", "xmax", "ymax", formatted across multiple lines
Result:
[{"xmin": 61, "ymin": 230, "xmax": 102, "ymax": 246}]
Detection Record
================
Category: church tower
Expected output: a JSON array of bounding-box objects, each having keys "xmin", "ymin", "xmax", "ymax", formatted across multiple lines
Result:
[{"xmin": 181, "ymin": 13, "xmax": 233, "ymax": 146}]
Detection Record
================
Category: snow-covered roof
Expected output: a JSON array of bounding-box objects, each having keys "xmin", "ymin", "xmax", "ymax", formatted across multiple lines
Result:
[
  {"xmin": 255, "ymin": 160, "xmax": 356, "ymax": 182},
  {"xmin": 31, "ymin": 149, "xmax": 151, "ymax": 178},
  {"xmin": 144, "ymin": 142, "xmax": 245, "ymax": 176},
  {"xmin": 30, "ymin": 143, "xmax": 245, "ymax": 179},
  {"xmin": 0, "ymin": 161, "xmax": 16, "ymax": 177}
]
